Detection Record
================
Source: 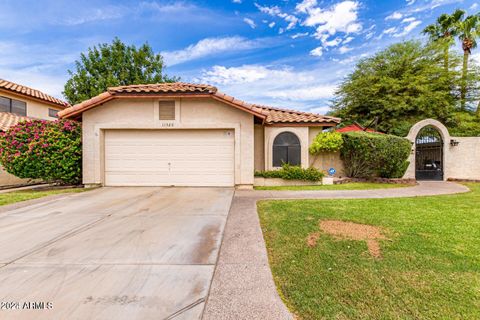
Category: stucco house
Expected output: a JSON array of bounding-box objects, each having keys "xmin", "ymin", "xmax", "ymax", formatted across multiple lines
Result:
[
  {"xmin": 59, "ymin": 82, "xmax": 340, "ymax": 188},
  {"xmin": 0, "ymin": 78, "xmax": 70, "ymax": 186}
]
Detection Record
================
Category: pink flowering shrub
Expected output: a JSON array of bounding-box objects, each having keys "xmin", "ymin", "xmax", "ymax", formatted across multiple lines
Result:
[{"xmin": 0, "ymin": 119, "xmax": 82, "ymax": 184}]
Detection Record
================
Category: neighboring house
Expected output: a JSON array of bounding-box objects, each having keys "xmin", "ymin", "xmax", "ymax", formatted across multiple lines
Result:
[
  {"xmin": 59, "ymin": 82, "xmax": 340, "ymax": 188},
  {"xmin": 335, "ymin": 122, "xmax": 382, "ymax": 133},
  {"xmin": 0, "ymin": 78, "xmax": 69, "ymax": 186}
]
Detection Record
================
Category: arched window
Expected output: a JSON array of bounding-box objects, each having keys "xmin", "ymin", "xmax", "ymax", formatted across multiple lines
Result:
[{"xmin": 273, "ymin": 132, "xmax": 301, "ymax": 167}]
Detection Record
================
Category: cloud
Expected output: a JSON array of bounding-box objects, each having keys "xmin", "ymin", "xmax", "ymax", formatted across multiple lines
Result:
[
  {"xmin": 58, "ymin": 6, "xmax": 126, "ymax": 26},
  {"xmin": 291, "ymin": 32, "xmax": 309, "ymax": 39},
  {"xmin": 385, "ymin": 12, "xmax": 403, "ymax": 20},
  {"xmin": 243, "ymin": 17, "xmax": 256, "ymax": 28},
  {"xmin": 383, "ymin": 27, "xmax": 398, "ymax": 35},
  {"xmin": 197, "ymin": 64, "xmax": 338, "ymax": 108},
  {"xmin": 162, "ymin": 36, "xmax": 261, "ymax": 66},
  {"xmin": 295, "ymin": 0, "xmax": 362, "ymax": 53},
  {"xmin": 406, "ymin": 0, "xmax": 416, "ymax": 5},
  {"xmin": 310, "ymin": 46, "xmax": 323, "ymax": 56},
  {"xmin": 343, "ymin": 36, "xmax": 354, "ymax": 44},
  {"xmin": 255, "ymin": 3, "xmax": 299, "ymax": 30},
  {"xmin": 268, "ymin": 21, "xmax": 275, "ymax": 28},
  {"xmin": 339, "ymin": 46, "xmax": 352, "ymax": 54},
  {"xmin": 232, "ymin": 0, "xmax": 242, "ymax": 3},
  {"xmin": 402, "ymin": 17, "xmax": 416, "ymax": 23},
  {"xmin": 393, "ymin": 19, "xmax": 421, "ymax": 37}
]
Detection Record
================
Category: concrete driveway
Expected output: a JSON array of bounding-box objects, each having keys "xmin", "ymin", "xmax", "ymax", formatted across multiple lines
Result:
[{"xmin": 0, "ymin": 187, "xmax": 233, "ymax": 320}]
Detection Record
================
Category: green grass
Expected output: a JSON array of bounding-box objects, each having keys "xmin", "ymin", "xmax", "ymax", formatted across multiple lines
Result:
[
  {"xmin": 0, "ymin": 188, "xmax": 87, "ymax": 206},
  {"xmin": 258, "ymin": 183, "xmax": 480, "ymax": 320},
  {"xmin": 254, "ymin": 182, "xmax": 408, "ymax": 191}
]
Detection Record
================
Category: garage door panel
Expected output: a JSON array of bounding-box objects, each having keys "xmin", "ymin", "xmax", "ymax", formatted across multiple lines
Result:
[{"xmin": 104, "ymin": 130, "xmax": 234, "ymax": 186}]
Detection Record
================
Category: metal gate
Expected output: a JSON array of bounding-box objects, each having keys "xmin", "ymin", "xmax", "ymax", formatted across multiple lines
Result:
[{"xmin": 415, "ymin": 126, "xmax": 443, "ymax": 180}]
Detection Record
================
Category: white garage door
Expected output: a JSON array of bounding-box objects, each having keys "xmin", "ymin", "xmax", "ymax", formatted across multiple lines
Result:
[{"xmin": 104, "ymin": 129, "xmax": 235, "ymax": 186}]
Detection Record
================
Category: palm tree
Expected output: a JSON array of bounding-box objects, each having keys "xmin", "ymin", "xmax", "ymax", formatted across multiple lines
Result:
[
  {"xmin": 457, "ymin": 14, "xmax": 480, "ymax": 111},
  {"xmin": 423, "ymin": 9, "xmax": 465, "ymax": 71}
]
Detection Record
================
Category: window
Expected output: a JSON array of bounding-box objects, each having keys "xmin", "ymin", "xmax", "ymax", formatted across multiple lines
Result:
[
  {"xmin": 0, "ymin": 96, "xmax": 27, "ymax": 116},
  {"xmin": 159, "ymin": 101, "xmax": 175, "ymax": 120},
  {"xmin": 49, "ymin": 108, "xmax": 59, "ymax": 118},
  {"xmin": 272, "ymin": 132, "xmax": 301, "ymax": 167}
]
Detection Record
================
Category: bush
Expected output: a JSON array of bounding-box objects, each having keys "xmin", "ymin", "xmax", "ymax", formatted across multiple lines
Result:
[
  {"xmin": 255, "ymin": 163, "xmax": 324, "ymax": 181},
  {"xmin": 340, "ymin": 132, "xmax": 411, "ymax": 178},
  {"xmin": 0, "ymin": 119, "xmax": 82, "ymax": 184},
  {"xmin": 309, "ymin": 131, "xmax": 344, "ymax": 154}
]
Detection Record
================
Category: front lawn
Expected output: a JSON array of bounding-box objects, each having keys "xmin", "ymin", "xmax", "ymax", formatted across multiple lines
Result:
[
  {"xmin": 258, "ymin": 183, "xmax": 480, "ymax": 319},
  {"xmin": 254, "ymin": 182, "xmax": 408, "ymax": 191},
  {"xmin": 0, "ymin": 188, "xmax": 87, "ymax": 206}
]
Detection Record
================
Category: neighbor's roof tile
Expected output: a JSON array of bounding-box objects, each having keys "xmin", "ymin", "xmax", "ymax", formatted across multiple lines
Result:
[
  {"xmin": 0, "ymin": 112, "xmax": 32, "ymax": 131},
  {"xmin": 0, "ymin": 79, "xmax": 69, "ymax": 108}
]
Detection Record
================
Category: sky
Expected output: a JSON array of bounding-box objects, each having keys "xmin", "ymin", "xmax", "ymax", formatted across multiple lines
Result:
[{"xmin": 0, "ymin": 0, "xmax": 478, "ymax": 114}]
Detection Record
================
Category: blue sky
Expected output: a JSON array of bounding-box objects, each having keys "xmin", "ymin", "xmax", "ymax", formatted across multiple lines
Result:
[{"xmin": 0, "ymin": 0, "xmax": 477, "ymax": 113}]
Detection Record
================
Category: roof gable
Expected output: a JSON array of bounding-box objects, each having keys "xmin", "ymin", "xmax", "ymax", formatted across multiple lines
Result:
[{"xmin": 58, "ymin": 82, "xmax": 340, "ymax": 125}]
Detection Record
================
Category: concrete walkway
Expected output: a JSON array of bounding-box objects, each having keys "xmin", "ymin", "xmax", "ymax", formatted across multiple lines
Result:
[{"xmin": 202, "ymin": 181, "xmax": 469, "ymax": 320}]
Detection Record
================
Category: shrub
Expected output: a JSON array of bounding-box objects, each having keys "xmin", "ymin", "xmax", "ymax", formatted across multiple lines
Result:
[
  {"xmin": 0, "ymin": 119, "xmax": 82, "ymax": 184},
  {"xmin": 340, "ymin": 132, "xmax": 411, "ymax": 178},
  {"xmin": 309, "ymin": 131, "xmax": 344, "ymax": 154},
  {"xmin": 255, "ymin": 163, "xmax": 324, "ymax": 181}
]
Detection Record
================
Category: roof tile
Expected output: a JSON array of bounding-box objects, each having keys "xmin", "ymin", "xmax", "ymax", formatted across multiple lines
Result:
[
  {"xmin": 0, "ymin": 112, "xmax": 32, "ymax": 131},
  {"xmin": 0, "ymin": 79, "xmax": 69, "ymax": 108},
  {"xmin": 59, "ymin": 82, "xmax": 340, "ymax": 125}
]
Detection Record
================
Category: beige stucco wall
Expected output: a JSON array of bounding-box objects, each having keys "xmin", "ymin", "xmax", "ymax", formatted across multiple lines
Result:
[
  {"xmin": 82, "ymin": 97, "xmax": 255, "ymax": 187},
  {"xmin": 404, "ymin": 119, "xmax": 480, "ymax": 181},
  {"xmin": 0, "ymin": 90, "xmax": 62, "ymax": 120},
  {"xmin": 254, "ymin": 124, "xmax": 265, "ymax": 171}
]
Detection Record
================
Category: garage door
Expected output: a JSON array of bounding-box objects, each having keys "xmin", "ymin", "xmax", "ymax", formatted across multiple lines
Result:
[{"xmin": 104, "ymin": 129, "xmax": 235, "ymax": 186}]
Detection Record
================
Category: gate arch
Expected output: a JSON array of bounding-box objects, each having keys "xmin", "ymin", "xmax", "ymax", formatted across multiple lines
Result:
[{"xmin": 405, "ymin": 119, "xmax": 450, "ymax": 181}]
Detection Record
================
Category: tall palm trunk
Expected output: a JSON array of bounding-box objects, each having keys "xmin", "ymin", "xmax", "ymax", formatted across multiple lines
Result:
[{"xmin": 461, "ymin": 44, "xmax": 470, "ymax": 111}]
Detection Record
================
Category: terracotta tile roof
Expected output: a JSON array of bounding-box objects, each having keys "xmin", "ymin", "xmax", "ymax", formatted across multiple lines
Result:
[
  {"xmin": 0, "ymin": 112, "xmax": 32, "ymax": 131},
  {"xmin": 59, "ymin": 82, "xmax": 340, "ymax": 125},
  {"xmin": 0, "ymin": 78, "xmax": 69, "ymax": 108},
  {"xmin": 252, "ymin": 105, "xmax": 340, "ymax": 125}
]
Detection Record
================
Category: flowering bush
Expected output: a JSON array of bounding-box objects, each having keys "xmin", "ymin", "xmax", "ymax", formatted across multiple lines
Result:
[{"xmin": 0, "ymin": 119, "xmax": 82, "ymax": 184}]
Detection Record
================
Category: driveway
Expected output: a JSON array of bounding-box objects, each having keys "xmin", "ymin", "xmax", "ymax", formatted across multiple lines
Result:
[{"xmin": 0, "ymin": 187, "xmax": 233, "ymax": 320}]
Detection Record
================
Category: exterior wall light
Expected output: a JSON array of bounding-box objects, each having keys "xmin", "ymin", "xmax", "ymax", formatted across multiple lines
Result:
[{"xmin": 450, "ymin": 139, "xmax": 460, "ymax": 147}]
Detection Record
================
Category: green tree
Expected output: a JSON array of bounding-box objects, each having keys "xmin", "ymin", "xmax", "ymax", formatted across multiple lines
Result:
[
  {"xmin": 332, "ymin": 41, "xmax": 458, "ymax": 136},
  {"xmin": 457, "ymin": 14, "xmax": 480, "ymax": 111},
  {"xmin": 63, "ymin": 38, "xmax": 178, "ymax": 105},
  {"xmin": 423, "ymin": 9, "xmax": 465, "ymax": 71}
]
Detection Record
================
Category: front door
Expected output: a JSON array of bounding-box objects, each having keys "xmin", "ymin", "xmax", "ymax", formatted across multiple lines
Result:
[{"xmin": 415, "ymin": 126, "xmax": 443, "ymax": 181}]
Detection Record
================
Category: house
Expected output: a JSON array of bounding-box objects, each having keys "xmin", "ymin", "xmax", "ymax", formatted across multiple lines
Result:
[
  {"xmin": 0, "ymin": 78, "xmax": 70, "ymax": 186},
  {"xmin": 59, "ymin": 83, "xmax": 340, "ymax": 188},
  {"xmin": 335, "ymin": 122, "xmax": 382, "ymax": 133}
]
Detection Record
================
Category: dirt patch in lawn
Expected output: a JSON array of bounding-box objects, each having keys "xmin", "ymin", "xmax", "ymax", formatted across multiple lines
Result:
[{"xmin": 308, "ymin": 220, "xmax": 387, "ymax": 258}]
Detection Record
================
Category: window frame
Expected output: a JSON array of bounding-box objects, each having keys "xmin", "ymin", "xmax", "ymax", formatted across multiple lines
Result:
[
  {"xmin": 272, "ymin": 131, "xmax": 301, "ymax": 167},
  {"xmin": 48, "ymin": 108, "xmax": 59, "ymax": 118},
  {"xmin": 0, "ymin": 95, "xmax": 27, "ymax": 116}
]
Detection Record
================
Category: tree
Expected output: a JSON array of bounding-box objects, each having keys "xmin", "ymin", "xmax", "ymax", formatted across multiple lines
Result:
[
  {"xmin": 332, "ymin": 41, "xmax": 458, "ymax": 136},
  {"xmin": 0, "ymin": 120, "xmax": 82, "ymax": 184},
  {"xmin": 423, "ymin": 9, "xmax": 465, "ymax": 71},
  {"xmin": 63, "ymin": 38, "xmax": 178, "ymax": 105},
  {"xmin": 457, "ymin": 14, "xmax": 480, "ymax": 111}
]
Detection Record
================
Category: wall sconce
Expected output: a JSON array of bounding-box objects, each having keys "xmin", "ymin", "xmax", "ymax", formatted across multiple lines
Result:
[{"xmin": 450, "ymin": 139, "xmax": 460, "ymax": 147}]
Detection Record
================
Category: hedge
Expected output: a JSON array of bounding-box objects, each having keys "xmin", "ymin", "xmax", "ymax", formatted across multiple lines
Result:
[
  {"xmin": 255, "ymin": 163, "xmax": 324, "ymax": 181},
  {"xmin": 340, "ymin": 131, "xmax": 411, "ymax": 178},
  {"xmin": 0, "ymin": 119, "xmax": 82, "ymax": 184}
]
